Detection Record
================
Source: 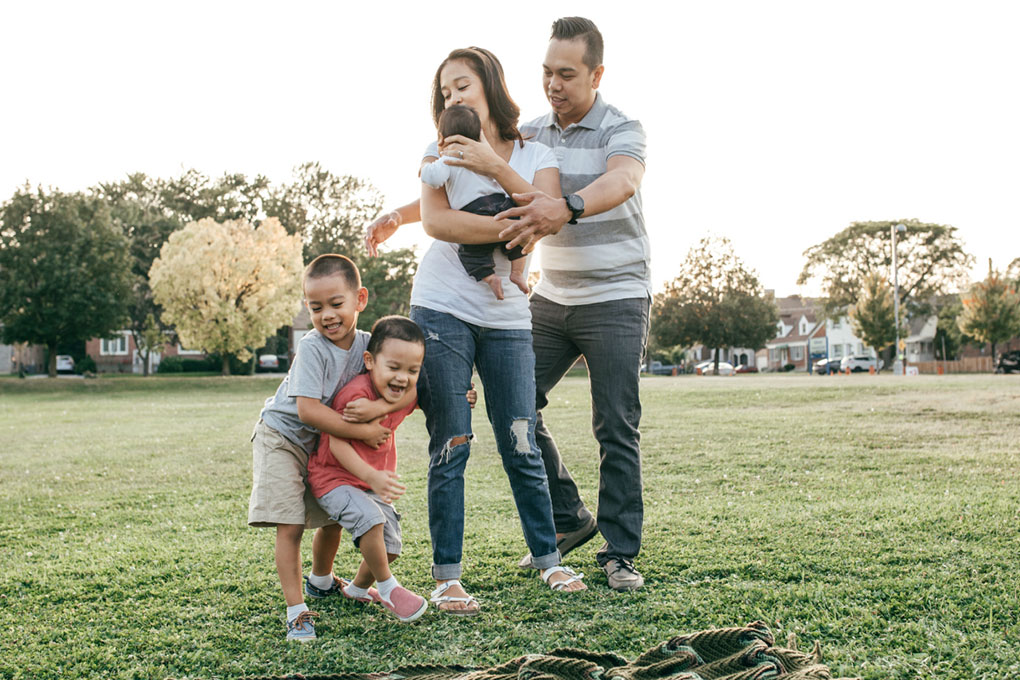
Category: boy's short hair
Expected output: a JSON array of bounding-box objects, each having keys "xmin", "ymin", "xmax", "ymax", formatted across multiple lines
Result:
[
  {"xmin": 438, "ymin": 105, "xmax": 482, "ymax": 142},
  {"xmin": 304, "ymin": 254, "xmax": 360, "ymax": 290},
  {"xmin": 367, "ymin": 316, "xmax": 426, "ymax": 356},
  {"xmin": 551, "ymin": 16, "xmax": 604, "ymax": 71}
]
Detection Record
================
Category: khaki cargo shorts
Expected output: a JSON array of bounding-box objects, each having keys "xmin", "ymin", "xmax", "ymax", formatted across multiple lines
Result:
[{"xmin": 247, "ymin": 420, "xmax": 335, "ymax": 529}]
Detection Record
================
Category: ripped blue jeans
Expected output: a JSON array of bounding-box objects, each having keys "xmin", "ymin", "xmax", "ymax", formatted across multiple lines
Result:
[{"xmin": 410, "ymin": 306, "xmax": 559, "ymax": 580}]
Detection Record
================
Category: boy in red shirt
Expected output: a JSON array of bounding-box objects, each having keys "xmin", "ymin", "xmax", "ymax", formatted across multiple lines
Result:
[{"xmin": 307, "ymin": 316, "xmax": 436, "ymax": 621}]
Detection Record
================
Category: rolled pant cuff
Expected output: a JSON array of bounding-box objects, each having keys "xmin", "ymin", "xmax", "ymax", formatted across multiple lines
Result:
[
  {"xmin": 530, "ymin": 550, "xmax": 560, "ymax": 571},
  {"xmin": 431, "ymin": 563, "xmax": 463, "ymax": 580}
]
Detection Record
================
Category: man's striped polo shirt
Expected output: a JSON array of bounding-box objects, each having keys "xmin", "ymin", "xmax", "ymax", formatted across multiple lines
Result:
[{"xmin": 521, "ymin": 92, "xmax": 650, "ymax": 306}]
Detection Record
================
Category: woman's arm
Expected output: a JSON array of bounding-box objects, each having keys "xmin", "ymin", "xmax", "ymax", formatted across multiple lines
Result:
[
  {"xmin": 440, "ymin": 135, "xmax": 540, "ymax": 198},
  {"xmin": 421, "ymin": 154, "xmax": 561, "ymax": 245}
]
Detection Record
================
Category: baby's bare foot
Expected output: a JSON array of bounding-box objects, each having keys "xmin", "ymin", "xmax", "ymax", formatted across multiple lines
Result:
[{"xmin": 483, "ymin": 274, "xmax": 505, "ymax": 300}]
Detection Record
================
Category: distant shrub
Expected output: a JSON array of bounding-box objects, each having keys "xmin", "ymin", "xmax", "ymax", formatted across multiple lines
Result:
[
  {"xmin": 158, "ymin": 356, "xmax": 184, "ymax": 373},
  {"xmin": 75, "ymin": 356, "xmax": 97, "ymax": 374},
  {"xmin": 783, "ymin": 363, "xmax": 795, "ymax": 372}
]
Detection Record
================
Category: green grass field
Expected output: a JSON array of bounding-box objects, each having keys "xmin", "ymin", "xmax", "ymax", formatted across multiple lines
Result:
[{"xmin": 1, "ymin": 374, "xmax": 1018, "ymax": 679}]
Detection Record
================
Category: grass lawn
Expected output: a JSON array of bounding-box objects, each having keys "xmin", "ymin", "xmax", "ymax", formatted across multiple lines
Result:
[{"xmin": 1, "ymin": 373, "xmax": 1018, "ymax": 679}]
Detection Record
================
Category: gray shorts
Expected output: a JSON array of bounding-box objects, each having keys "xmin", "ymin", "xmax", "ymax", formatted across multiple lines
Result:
[{"xmin": 317, "ymin": 485, "xmax": 402, "ymax": 555}]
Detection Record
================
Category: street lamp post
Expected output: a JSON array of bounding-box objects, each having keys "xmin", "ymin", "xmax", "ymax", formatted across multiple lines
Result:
[{"xmin": 892, "ymin": 223, "xmax": 906, "ymax": 375}]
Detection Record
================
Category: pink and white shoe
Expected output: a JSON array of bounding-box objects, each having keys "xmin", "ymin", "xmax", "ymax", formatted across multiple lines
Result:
[{"xmin": 374, "ymin": 585, "xmax": 428, "ymax": 622}]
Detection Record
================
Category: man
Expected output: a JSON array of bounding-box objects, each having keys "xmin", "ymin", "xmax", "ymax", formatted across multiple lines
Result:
[{"xmin": 364, "ymin": 17, "xmax": 650, "ymax": 592}]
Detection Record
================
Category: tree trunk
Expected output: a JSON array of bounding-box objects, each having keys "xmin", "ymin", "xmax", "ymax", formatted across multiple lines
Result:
[
  {"xmin": 991, "ymin": 342, "xmax": 997, "ymax": 372},
  {"xmin": 222, "ymin": 355, "xmax": 231, "ymax": 376},
  {"xmin": 713, "ymin": 347, "xmax": 720, "ymax": 375},
  {"xmin": 48, "ymin": 344, "xmax": 57, "ymax": 378},
  {"xmin": 142, "ymin": 349, "xmax": 150, "ymax": 377}
]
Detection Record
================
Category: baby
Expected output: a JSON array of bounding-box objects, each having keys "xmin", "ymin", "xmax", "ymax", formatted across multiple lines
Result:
[{"xmin": 421, "ymin": 105, "xmax": 528, "ymax": 300}]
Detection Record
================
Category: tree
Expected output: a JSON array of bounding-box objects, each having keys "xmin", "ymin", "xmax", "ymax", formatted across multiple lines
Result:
[
  {"xmin": 267, "ymin": 162, "xmax": 417, "ymax": 329},
  {"xmin": 652, "ymin": 237, "xmax": 779, "ymax": 374},
  {"xmin": 848, "ymin": 272, "xmax": 901, "ymax": 356},
  {"xmin": 96, "ymin": 174, "xmax": 183, "ymax": 375},
  {"xmin": 933, "ymin": 297, "xmax": 975, "ymax": 360},
  {"xmin": 0, "ymin": 186, "xmax": 133, "ymax": 376},
  {"xmin": 957, "ymin": 265, "xmax": 1020, "ymax": 368},
  {"xmin": 149, "ymin": 217, "xmax": 303, "ymax": 375},
  {"xmin": 798, "ymin": 219, "xmax": 973, "ymax": 317}
]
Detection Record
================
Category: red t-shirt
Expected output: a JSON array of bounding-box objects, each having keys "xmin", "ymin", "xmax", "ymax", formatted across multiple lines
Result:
[{"xmin": 308, "ymin": 373, "xmax": 417, "ymax": 498}]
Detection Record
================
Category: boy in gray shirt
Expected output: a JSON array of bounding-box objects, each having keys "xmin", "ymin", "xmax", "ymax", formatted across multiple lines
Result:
[{"xmin": 248, "ymin": 254, "xmax": 415, "ymax": 641}]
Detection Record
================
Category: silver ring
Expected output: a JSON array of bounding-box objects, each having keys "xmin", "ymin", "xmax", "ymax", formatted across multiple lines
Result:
[{"xmin": 459, "ymin": 151, "xmax": 464, "ymax": 159}]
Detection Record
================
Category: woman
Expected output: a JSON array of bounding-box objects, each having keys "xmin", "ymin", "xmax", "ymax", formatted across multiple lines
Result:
[{"xmin": 410, "ymin": 47, "xmax": 586, "ymax": 615}]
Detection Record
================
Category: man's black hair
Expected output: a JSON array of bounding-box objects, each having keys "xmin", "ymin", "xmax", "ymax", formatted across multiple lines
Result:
[
  {"xmin": 367, "ymin": 315, "xmax": 426, "ymax": 356},
  {"xmin": 550, "ymin": 16, "xmax": 604, "ymax": 71}
]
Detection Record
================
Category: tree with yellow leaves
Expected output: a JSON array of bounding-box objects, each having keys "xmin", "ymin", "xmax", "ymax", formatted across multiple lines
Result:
[{"xmin": 149, "ymin": 217, "xmax": 303, "ymax": 375}]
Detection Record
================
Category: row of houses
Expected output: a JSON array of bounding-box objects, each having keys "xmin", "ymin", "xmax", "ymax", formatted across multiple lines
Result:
[
  {"xmin": 1, "ymin": 307, "xmax": 315, "ymax": 375},
  {"xmin": 2, "ymin": 295, "xmax": 1014, "ymax": 375},
  {"xmin": 688, "ymin": 294, "xmax": 949, "ymax": 372}
]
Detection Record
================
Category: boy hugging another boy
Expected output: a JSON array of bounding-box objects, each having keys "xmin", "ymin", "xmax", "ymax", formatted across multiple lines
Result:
[
  {"xmin": 249, "ymin": 254, "xmax": 415, "ymax": 642},
  {"xmin": 421, "ymin": 104, "xmax": 529, "ymax": 301},
  {"xmin": 307, "ymin": 316, "xmax": 430, "ymax": 623}
]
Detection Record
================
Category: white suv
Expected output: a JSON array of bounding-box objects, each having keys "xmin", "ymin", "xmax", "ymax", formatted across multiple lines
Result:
[{"xmin": 840, "ymin": 355, "xmax": 883, "ymax": 373}]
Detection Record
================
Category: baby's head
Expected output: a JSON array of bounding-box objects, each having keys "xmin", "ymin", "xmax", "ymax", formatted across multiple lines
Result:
[
  {"xmin": 438, "ymin": 104, "xmax": 481, "ymax": 142},
  {"xmin": 364, "ymin": 316, "xmax": 426, "ymax": 404}
]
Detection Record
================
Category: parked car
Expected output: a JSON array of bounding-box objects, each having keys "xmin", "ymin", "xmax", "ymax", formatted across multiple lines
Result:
[
  {"xmin": 734, "ymin": 364, "xmax": 758, "ymax": 374},
  {"xmin": 996, "ymin": 350, "xmax": 1020, "ymax": 374},
  {"xmin": 55, "ymin": 355, "xmax": 75, "ymax": 374},
  {"xmin": 257, "ymin": 354, "xmax": 285, "ymax": 372},
  {"xmin": 696, "ymin": 360, "xmax": 735, "ymax": 376},
  {"xmin": 645, "ymin": 360, "xmax": 678, "ymax": 376},
  {"xmin": 813, "ymin": 357, "xmax": 842, "ymax": 375},
  {"xmin": 840, "ymin": 355, "xmax": 884, "ymax": 373}
]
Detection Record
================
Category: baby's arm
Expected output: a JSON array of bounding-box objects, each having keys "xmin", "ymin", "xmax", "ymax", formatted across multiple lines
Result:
[
  {"xmin": 343, "ymin": 385, "xmax": 417, "ymax": 423},
  {"xmin": 328, "ymin": 437, "xmax": 406, "ymax": 503},
  {"xmin": 296, "ymin": 397, "xmax": 391, "ymax": 449},
  {"xmin": 420, "ymin": 157, "xmax": 452, "ymax": 189}
]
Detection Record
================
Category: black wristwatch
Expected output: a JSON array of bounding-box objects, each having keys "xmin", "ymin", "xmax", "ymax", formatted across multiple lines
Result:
[{"xmin": 564, "ymin": 194, "xmax": 584, "ymax": 224}]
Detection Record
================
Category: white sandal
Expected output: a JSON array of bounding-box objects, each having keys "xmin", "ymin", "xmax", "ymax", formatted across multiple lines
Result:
[
  {"xmin": 541, "ymin": 565, "xmax": 585, "ymax": 591},
  {"xmin": 430, "ymin": 579, "xmax": 480, "ymax": 616}
]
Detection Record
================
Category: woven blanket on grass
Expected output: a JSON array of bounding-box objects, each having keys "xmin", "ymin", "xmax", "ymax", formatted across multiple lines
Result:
[{"xmin": 237, "ymin": 621, "xmax": 860, "ymax": 680}]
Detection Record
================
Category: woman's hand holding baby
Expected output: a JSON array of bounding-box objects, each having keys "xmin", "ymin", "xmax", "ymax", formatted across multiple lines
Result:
[{"xmin": 440, "ymin": 134, "xmax": 504, "ymax": 177}]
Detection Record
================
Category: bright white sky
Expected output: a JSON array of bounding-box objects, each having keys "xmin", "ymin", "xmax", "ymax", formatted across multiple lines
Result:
[{"xmin": 3, "ymin": 1, "xmax": 1018, "ymax": 295}]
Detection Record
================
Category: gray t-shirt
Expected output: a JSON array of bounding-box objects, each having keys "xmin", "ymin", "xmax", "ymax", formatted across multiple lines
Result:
[{"xmin": 259, "ymin": 328, "xmax": 371, "ymax": 454}]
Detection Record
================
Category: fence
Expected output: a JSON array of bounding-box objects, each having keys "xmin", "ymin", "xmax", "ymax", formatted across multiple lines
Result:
[{"xmin": 912, "ymin": 357, "xmax": 993, "ymax": 374}]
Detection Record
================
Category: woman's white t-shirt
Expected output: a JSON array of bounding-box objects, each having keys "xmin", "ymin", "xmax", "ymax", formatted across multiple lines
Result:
[{"xmin": 409, "ymin": 139, "xmax": 558, "ymax": 330}]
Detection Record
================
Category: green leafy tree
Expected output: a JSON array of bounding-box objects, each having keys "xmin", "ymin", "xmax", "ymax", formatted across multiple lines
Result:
[
  {"xmin": 933, "ymin": 296, "xmax": 975, "ymax": 360},
  {"xmin": 798, "ymin": 219, "xmax": 973, "ymax": 317},
  {"xmin": 149, "ymin": 217, "xmax": 303, "ymax": 375},
  {"xmin": 957, "ymin": 266, "xmax": 1020, "ymax": 368},
  {"xmin": 848, "ymin": 272, "xmax": 902, "ymax": 357},
  {"xmin": 0, "ymin": 186, "xmax": 133, "ymax": 376},
  {"xmin": 652, "ymin": 237, "xmax": 779, "ymax": 374},
  {"xmin": 267, "ymin": 162, "xmax": 417, "ymax": 329},
  {"xmin": 95, "ymin": 174, "xmax": 183, "ymax": 375}
]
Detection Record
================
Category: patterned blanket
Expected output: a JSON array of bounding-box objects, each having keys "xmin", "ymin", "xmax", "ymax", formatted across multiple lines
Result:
[{"xmin": 236, "ymin": 621, "xmax": 860, "ymax": 680}]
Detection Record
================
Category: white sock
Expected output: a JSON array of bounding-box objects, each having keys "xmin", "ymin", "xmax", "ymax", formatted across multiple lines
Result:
[
  {"xmin": 306, "ymin": 572, "xmax": 334, "ymax": 590},
  {"xmin": 376, "ymin": 576, "xmax": 398, "ymax": 602},
  {"xmin": 344, "ymin": 582, "xmax": 371, "ymax": 600},
  {"xmin": 286, "ymin": 602, "xmax": 309, "ymax": 623}
]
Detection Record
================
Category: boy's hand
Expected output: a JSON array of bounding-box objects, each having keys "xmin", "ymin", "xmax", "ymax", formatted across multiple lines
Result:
[
  {"xmin": 360, "ymin": 417, "xmax": 392, "ymax": 449},
  {"xmin": 366, "ymin": 469, "xmax": 406, "ymax": 504},
  {"xmin": 466, "ymin": 382, "xmax": 477, "ymax": 408},
  {"xmin": 343, "ymin": 397, "xmax": 378, "ymax": 423}
]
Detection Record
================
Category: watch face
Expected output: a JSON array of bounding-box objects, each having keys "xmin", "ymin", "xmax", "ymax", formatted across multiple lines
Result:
[{"xmin": 567, "ymin": 194, "xmax": 584, "ymax": 214}]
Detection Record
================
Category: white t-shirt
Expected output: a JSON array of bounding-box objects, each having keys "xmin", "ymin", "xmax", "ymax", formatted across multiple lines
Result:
[{"xmin": 410, "ymin": 139, "xmax": 557, "ymax": 330}]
